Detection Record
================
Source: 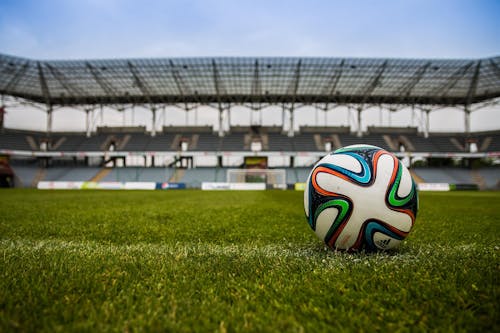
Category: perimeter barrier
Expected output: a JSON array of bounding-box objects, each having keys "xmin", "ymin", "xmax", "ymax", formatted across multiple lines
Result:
[{"xmin": 37, "ymin": 181, "xmax": 186, "ymax": 190}]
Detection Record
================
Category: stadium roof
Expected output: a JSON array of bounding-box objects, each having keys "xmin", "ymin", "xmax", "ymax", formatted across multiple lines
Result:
[{"xmin": 1, "ymin": 53, "xmax": 499, "ymax": 107}]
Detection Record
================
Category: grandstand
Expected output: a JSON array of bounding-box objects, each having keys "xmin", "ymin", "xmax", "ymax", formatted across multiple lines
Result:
[
  {"xmin": 0, "ymin": 53, "xmax": 499, "ymax": 189},
  {"xmin": 2, "ymin": 125, "xmax": 499, "ymax": 189}
]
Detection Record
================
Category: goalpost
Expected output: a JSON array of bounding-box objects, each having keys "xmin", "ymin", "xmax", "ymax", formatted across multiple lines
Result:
[{"xmin": 226, "ymin": 169, "xmax": 287, "ymax": 189}]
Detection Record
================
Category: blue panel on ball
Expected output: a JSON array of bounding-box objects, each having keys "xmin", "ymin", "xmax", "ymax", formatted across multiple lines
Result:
[{"xmin": 318, "ymin": 152, "xmax": 372, "ymax": 184}]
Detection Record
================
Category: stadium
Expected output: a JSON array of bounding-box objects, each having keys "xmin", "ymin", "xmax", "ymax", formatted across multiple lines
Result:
[
  {"xmin": 1, "ymin": 53, "xmax": 499, "ymax": 190},
  {"xmin": 1, "ymin": 51, "xmax": 499, "ymax": 332},
  {"xmin": 1, "ymin": 1, "xmax": 499, "ymax": 332}
]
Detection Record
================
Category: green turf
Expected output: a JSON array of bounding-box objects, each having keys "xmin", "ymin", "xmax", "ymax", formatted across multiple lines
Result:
[{"xmin": 0, "ymin": 189, "xmax": 498, "ymax": 332}]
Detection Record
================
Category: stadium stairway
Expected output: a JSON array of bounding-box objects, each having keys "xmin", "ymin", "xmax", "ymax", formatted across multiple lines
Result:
[
  {"xmin": 480, "ymin": 136, "xmax": 492, "ymax": 151},
  {"xmin": 214, "ymin": 168, "xmax": 226, "ymax": 182},
  {"xmin": 32, "ymin": 168, "xmax": 46, "ymax": 187},
  {"xmin": 332, "ymin": 134, "xmax": 342, "ymax": 150},
  {"xmin": 169, "ymin": 169, "xmax": 185, "ymax": 183},
  {"xmin": 117, "ymin": 135, "xmax": 131, "ymax": 150},
  {"xmin": 382, "ymin": 135, "xmax": 397, "ymax": 151},
  {"xmin": 26, "ymin": 135, "xmax": 39, "ymax": 150},
  {"xmin": 90, "ymin": 168, "xmax": 112, "ymax": 182},
  {"xmin": 409, "ymin": 170, "xmax": 424, "ymax": 184},
  {"xmin": 398, "ymin": 135, "xmax": 415, "ymax": 151},
  {"xmin": 450, "ymin": 137, "xmax": 465, "ymax": 151},
  {"xmin": 313, "ymin": 134, "xmax": 323, "ymax": 150},
  {"xmin": 190, "ymin": 134, "xmax": 199, "ymax": 150},
  {"xmin": 10, "ymin": 165, "xmax": 40, "ymax": 187},
  {"xmin": 476, "ymin": 168, "xmax": 500, "ymax": 189},
  {"xmin": 471, "ymin": 170, "xmax": 487, "ymax": 190}
]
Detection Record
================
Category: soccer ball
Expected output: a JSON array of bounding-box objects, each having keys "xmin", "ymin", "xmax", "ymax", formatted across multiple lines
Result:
[{"xmin": 304, "ymin": 144, "xmax": 418, "ymax": 251}]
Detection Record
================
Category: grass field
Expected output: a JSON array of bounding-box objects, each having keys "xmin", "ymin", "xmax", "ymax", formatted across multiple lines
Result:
[{"xmin": 0, "ymin": 189, "xmax": 499, "ymax": 332}]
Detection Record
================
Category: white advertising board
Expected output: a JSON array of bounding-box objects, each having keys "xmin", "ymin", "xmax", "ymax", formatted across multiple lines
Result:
[
  {"xmin": 37, "ymin": 181, "xmax": 84, "ymax": 190},
  {"xmin": 124, "ymin": 182, "xmax": 157, "ymax": 190},
  {"xmin": 417, "ymin": 183, "xmax": 450, "ymax": 191},
  {"xmin": 202, "ymin": 182, "xmax": 231, "ymax": 190},
  {"xmin": 201, "ymin": 182, "xmax": 266, "ymax": 190}
]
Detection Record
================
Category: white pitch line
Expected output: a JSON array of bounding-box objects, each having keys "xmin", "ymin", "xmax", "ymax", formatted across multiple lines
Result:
[{"xmin": 0, "ymin": 238, "xmax": 490, "ymax": 265}]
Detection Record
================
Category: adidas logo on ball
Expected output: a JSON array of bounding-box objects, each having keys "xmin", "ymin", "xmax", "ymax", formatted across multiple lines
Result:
[{"xmin": 376, "ymin": 238, "xmax": 391, "ymax": 249}]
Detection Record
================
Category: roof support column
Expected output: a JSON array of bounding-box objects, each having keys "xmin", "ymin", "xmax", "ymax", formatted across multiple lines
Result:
[
  {"xmin": 122, "ymin": 108, "xmax": 126, "ymax": 126},
  {"xmin": 356, "ymin": 106, "xmax": 363, "ymax": 138},
  {"xmin": 463, "ymin": 60, "xmax": 480, "ymax": 136},
  {"xmin": 288, "ymin": 104, "xmax": 295, "ymax": 137},
  {"xmin": 100, "ymin": 105, "xmax": 104, "ymax": 127},
  {"xmin": 151, "ymin": 107, "xmax": 157, "ymax": 137},
  {"xmin": 218, "ymin": 106, "xmax": 224, "ymax": 137},
  {"xmin": 411, "ymin": 105, "xmax": 415, "ymax": 127},
  {"xmin": 347, "ymin": 106, "xmax": 351, "ymax": 127},
  {"xmin": 212, "ymin": 59, "xmax": 226, "ymax": 137},
  {"xmin": 281, "ymin": 106, "xmax": 286, "ymax": 133},
  {"xmin": 46, "ymin": 105, "xmax": 53, "ymax": 136},
  {"xmin": 464, "ymin": 105, "xmax": 471, "ymax": 135},
  {"xmin": 0, "ymin": 97, "xmax": 5, "ymax": 132},
  {"xmin": 288, "ymin": 105, "xmax": 295, "ymax": 137},
  {"xmin": 85, "ymin": 108, "xmax": 92, "ymax": 137},
  {"xmin": 388, "ymin": 106, "xmax": 396, "ymax": 127},
  {"xmin": 424, "ymin": 109, "xmax": 430, "ymax": 138}
]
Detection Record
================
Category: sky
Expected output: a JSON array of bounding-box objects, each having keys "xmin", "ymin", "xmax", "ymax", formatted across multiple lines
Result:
[{"xmin": 0, "ymin": 0, "xmax": 499, "ymax": 132}]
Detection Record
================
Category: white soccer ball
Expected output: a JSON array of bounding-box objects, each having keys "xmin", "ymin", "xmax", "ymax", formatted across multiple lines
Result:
[{"xmin": 304, "ymin": 144, "xmax": 418, "ymax": 251}]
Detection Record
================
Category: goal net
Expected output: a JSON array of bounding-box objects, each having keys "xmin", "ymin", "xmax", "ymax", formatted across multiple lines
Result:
[{"xmin": 227, "ymin": 168, "xmax": 287, "ymax": 189}]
